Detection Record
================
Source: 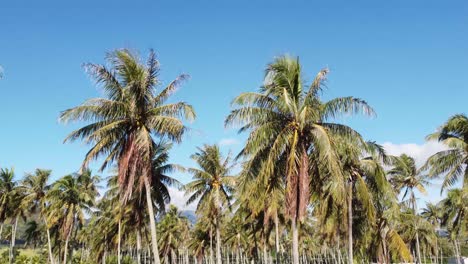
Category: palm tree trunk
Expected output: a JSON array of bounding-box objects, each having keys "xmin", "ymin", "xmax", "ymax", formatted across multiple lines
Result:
[
  {"xmin": 453, "ymin": 239, "xmax": 461, "ymax": 264},
  {"xmin": 347, "ymin": 181, "xmax": 353, "ymax": 264},
  {"xmin": 210, "ymin": 225, "xmax": 214, "ymax": 264},
  {"xmin": 118, "ymin": 219, "xmax": 122, "ymax": 264},
  {"xmin": 0, "ymin": 223, "xmax": 3, "ymax": 240},
  {"xmin": 9, "ymin": 216, "xmax": 18, "ymax": 264},
  {"xmin": 291, "ymin": 217, "xmax": 299, "ymax": 264},
  {"xmin": 215, "ymin": 189, "xmax": 222, "ymax": 264},
  {"xmin": 382, "ymin": 237, "xmax": 388, "ymax": 264},
  {"xmin": 274, "ymin": 211, "xmax": 280, "ymax": 264},
  {"xmin": 412, "ymin": 195, "xmax": 422, "ymax": 264},
  {"xmin": 144, "ymin": 176, "xmax": 162, "ymax": 264},
  {"xmin": 42, "ymin": 216, "xmax": 55, "ymax": 264},
  {"xmin": 63, "ymin": 225, "xmax": 73, "ymax": 264},
  {"xmin": 137, "ymin": 229, "xmax": 142, "ymax": 264},
  {"xmin": 43, "ymin": 215, "xmax": 55, "ymax": 264},
  {"xmin": 102, "ymin": 248, "xmax": 107, "ymax": 264}
]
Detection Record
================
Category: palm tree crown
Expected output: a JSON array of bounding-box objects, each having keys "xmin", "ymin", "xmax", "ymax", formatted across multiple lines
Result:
[
  {"xmin": 60, "ymin": 49, "xmax": 195, "ymax": 201},
  {"xmin": 424, "ymin": 114, "xmax": 468, "ymax": 190}
]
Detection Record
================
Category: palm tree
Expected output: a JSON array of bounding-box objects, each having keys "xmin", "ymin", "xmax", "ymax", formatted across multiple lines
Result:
[
  {"xmin": 60, "ymin": 49, "xmax": 195, "ymax": 264},
  {"xmin": 0, "ymin": 168, "xmax": 16, "ymax": 240},
  {"xmin": 439, "ymin": 188, "xmax": 467, "ymax": 264},
  {"xmin": 225, "ymin": 55, "xmax": 374, "ymax": 264},
  {"xmin": 424, "ymin": 114, "xmax": 467, "ymax": 190},
  {"xmin": 20, "ymin": 168, "xmax": 55, "ymax": 263},
  {"xmin": 46, "ymin": 171, "xmax": 98, "ymax": 264},
  {"xmin": 184, "ymin": 144, "xmax": 236, "ymax": 264},
  {"xmin": 0, "ymin": 168, "xmax": 26, "ymax": 264},
  {"xmin": 421, "ymin": 202, "xmax": 442, "ymax": 263},
  {"xmin": 389, "ymin": 154, "xmax": 429, "ymax": 264},
  {"xmin": 157, "ymin": 205, "xmax": 191, "ymax": 263}
]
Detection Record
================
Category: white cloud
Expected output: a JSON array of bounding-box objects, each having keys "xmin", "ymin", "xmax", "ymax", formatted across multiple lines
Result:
[
  {"xmin": 168, "ymin": 187, "xmax": 197, "ymax": 211},
  {"xmin": 218, "ymin": 138, "xmax": 239, "ymax": 146},
  {"xmin": 381, "ymin": 141, "xmax": 447, "ymax": 167}
]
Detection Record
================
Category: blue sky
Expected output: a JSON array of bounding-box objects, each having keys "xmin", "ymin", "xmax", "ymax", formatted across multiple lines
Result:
[{"xmin": 0, "ymin": 0, "xmax": 467, "ymax": 208}]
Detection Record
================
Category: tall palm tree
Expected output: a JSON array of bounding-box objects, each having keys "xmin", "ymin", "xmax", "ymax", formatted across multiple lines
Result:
[
  {"xmin": 0, "ymin": 168, "xmax": 26, "ymax": 264},
  {"xmin": 47, "ymin": 171, "xmax": 98, "ymax": 264},
  {"xmin": 421, "ymin": 202, "xmax": 442, "ymax": 263},
  {"xmin": 439, "ymin": 188, "xmax": 467, "ymax": 264},
  {"xmin": 0, "ymin": 168, "xmax": 16, "ymax": 239},
  {"xmin": 389, "ymin": 154, "xmax": 429, "ymax": 264},
  {"xmin": 60, "ymin": 49, "xmax": 195, "ymax": 264},
  {"xmin": 184, "ymin": 144, "xmax": 236, "ymax": 264},
  {"xmin": 157, "ymin": 205, "xmax": 191, "ymax": 263},
  {"xmin": 225, "ymin": 55, "xmax": 374, "ymax": 264},
  {"xmin": 20, "ymin": 168, "xmax": 55, "ymax": 263},
  {"xmin": 424, "ymin": 114, "xmax": 467, "ymax": 190}
]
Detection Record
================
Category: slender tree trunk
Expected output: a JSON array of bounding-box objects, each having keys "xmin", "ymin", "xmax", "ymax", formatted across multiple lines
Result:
[
  {"xmin": 137, "ymin": 230, "xmax": 142, "ymax": 264},
  {"xmin": 0, "ymin": 223, "xmax": 3, "ymax": 240},
  {"xmin": 102, "ymin": 248, "xmax": 107, "ymax": 264},
  {"xmin": 412, "ymin": 195, "xmax": 422, "ymax": 264},
  {"xmin": 210, "ymin": 226, "xmax": 214, "ymax": 264},
  {"xmin": 347, "ymin": 181, "xmax": 353, "ymax": 264},
  {"xmin": 9, "ymin": 216, "xmax": 18, "ymax": 264},
  {"xmin": 144, "ymin": 176, "xmax": 162, "ymax": 264},
  {"xmin": 262, "ymin": 233, "xmax": 268, "ymax": 264},
  {"xmin": 44, "ymin": 215, "xmax": 55, "ymax": 264},
  {"xmin": 118, "ymin": 219, "xmax": 122, "ymax": 264},
  {"xmin": 63, "ymin": 225, "xmax": 73, "ymax": 264},
  {"xmin": 453, "ymin": 239, "xmax": 461, "ymax": 264},
  {"xmin": 274, "ymin": 211, "xmax": 280, "ymax": 264},
  {"xmin": 291, "ymin": 217, "xmax": 299, "ymax": 264},
  {"xmin": 214, "ymin": 188, "xmax": 222, "ymax": 264},
  {"xmin": 382, "ymin": 237, "xmax": 388, "ymax": 264}
]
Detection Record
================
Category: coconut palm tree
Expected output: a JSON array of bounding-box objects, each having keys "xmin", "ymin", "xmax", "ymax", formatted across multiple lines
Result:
[
  {"xmin": 421, "ymin": 202, "xmax": 442, "ymax": 263},
  {"xmin": 424, "ymin": 114, "xmax": 467, "ymax": 190},
  {"xmin": 225, "ymin": 55, "xmax": 374, "ymax": 264},
  {"xmin": 0, "ymin": 168, "xmax": 26, "ymax": 264},
  {"xmin": 20, "ymin": 168, "xmax": 55, "ymax": 263},
  {"xmin": 236, "ymin": 151, "xmax": 285, "ymax": 262},
  {"xmin": 157, "ymin": 205, "xmax": 191, "ymax": 263},
  {"xmin": 439, "ymin": 188, "xmax": 467, "ymax": 264},
  {"xmin": 46, "ymin": 171, "xmax": 98, "ymax": 264},
  {"xmin": 184, "ymin": 144, "xmax": 236, "ymax": 264},
  {"xmin": 60, "ymin": 49, "xmax": 195, "ymax": 264},
  {"xmin": 389, "ymin": 154, "xmax": 430, "ymax": 264},
  {"xmin": 0, "ymin": 168, "xmax": 16, "ymax": 240}
]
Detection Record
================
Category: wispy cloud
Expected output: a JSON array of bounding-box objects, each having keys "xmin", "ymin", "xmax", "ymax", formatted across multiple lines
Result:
[
  {"xmin": 218, "ymin": 138, "xmax": 239, "ymax": 146},
  {"xmin": 382, "ymin": 141, "xmax": 447, "ymax": 167}
]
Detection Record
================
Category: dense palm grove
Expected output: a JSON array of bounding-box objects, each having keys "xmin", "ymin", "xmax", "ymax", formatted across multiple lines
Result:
[{"xmin": 0, "ymin": 49, "xmax": 466, "ymax": 264}]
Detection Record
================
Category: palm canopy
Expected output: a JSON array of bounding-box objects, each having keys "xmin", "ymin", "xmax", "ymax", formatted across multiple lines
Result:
[
  {"xmin": 20, "ymin": 169, "xmax": 51, "ymax": 213},
  {"xmin": 0, "ymin": 168, "xmax": 17, "ymax": 222},
  {"xmin": 439, "ymin": 188, "xmax": 467, "ymax": 236},
  {"xmin": 388, "ymin": 154, "xmax": 429, "ymax": 210},
  {"xmin": 424, "ymin": 114, "xmax": 468, "ymax": 190},
  {"xmin": 184, "ymin": 144, "xmax": 236, "ymax": 215},
  {"xmin": 60, "ymin": 49, "xmax": 195, "ymax": 201},
  {"xmin": 225, "ymin": 55, "xmax": 374, "ymax": 221},
  {"xmin": 46, "ymin": 171, "xmax": 99, "ymax": 240}
]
